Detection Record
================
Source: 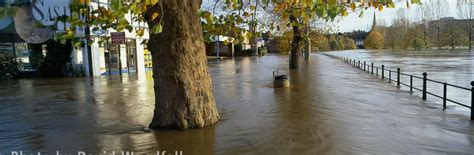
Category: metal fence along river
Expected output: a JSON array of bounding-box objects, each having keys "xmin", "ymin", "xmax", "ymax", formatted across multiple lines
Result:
[{"xmin": 324, "ymin": 53, "xmax": 474, "ymax": 120}]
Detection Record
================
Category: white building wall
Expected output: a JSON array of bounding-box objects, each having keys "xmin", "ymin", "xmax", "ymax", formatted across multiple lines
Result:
[
  {"xmin": 136, "ymin": 38, "xmax": 146, "ymax": 76},
  {"xmin": 91, "ymin": 39, "xmax": 102, "ymax": 76}
]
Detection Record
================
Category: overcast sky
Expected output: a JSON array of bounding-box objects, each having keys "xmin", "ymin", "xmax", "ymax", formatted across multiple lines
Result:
[
  {"xmin": 332, "ymin": 0, "xmax": 460, "ymax": 32},
  {"xmin": 202, "ymin": 0, "xmax": 463, "ymax": 33}
]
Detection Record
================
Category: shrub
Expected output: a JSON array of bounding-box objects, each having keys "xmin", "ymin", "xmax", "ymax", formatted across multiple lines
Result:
[
  {"xmin": 0, "ymin": 53, "xmax": 19, "ymax": 80},
  {"xmin": 364, "ymin": 31, "xmax": 385, "ymax": 49}
]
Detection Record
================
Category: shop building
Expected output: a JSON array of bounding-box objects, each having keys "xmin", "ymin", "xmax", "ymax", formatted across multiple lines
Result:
[{"xmin": 0, "ymin": 0, "xmax": 152, "ymax": 77}]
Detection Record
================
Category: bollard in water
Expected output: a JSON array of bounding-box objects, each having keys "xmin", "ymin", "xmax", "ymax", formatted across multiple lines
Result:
[
  {"xmin": 471, "ymin": 81, "xmax": 473, "ymax": 120},
  {"xmin": 389, "ymin": 70, "xmax": 392, "ymax": 82},
  {"xmin": 273, "ymin": 71, "xmax": 290, "ymax": 88},
  {"xmin": 382, "ymin": 65, "xmax": 385, "ymax": 79},
  {"xmin": 397, "ymin": 68, "xmax": 400, "ymax": 86},
  {"xmin": 371, "ymin": 63, "xmax": 374, "ymax": 74},
  {"xmin": 364, "ymin": 61, "xmax": 366, "ymax": 71},
  {"xmin": 410, "ymin": 75, "xmax": 413, "ymax": 92},
  {"xmin": 422, "ymin": 72, "xmax": 427, "ymax": 100},
  {"xmin": 443, "ymin": 83, "xmax": 447, "ymax": 110}
]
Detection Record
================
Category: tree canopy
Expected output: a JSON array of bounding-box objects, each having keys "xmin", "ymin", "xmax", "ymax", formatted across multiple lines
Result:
[{"xmin": 0, "ymin": 0, "xmax": 422, "ymax": 47}]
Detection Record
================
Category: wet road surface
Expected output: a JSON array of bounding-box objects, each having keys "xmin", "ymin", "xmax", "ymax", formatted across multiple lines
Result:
[{"xmin": 0, "ymin": 54, "xmax": 473, "ymax": 154}]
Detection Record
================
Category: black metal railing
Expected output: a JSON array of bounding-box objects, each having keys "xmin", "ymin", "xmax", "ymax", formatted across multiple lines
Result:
[{"xmin": 323, "ymin": 54, "xmax": 474, "ymax": 120}]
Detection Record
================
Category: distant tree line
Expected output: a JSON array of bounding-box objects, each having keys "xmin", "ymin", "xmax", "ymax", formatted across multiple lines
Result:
[
  {"xmin": 375, "ymin": 0, "xmax": 472, "ymax": 50},
  {"xmin": 270, "ymin": 30, "xmax": 356, "ymax": 54}
]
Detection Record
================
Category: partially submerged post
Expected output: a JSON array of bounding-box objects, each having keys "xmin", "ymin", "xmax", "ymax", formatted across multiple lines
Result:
[
  {"xmin": 397, "ymin": 68, "xmax": 400, "ymax": 86},
  {"xmin": 471, "ymin": 81, "xmax": 473, "ymax": 120},
  {"xmin": 382, "ymin": 65, "xmax": 385, "ymax": 79},
  {"xmin": 422, "ymin": 72, "xmax": 427, "ymax": 100},
  {"xmin": 273, "ymin": 71, "xmax": 290, "ymax": 88}
]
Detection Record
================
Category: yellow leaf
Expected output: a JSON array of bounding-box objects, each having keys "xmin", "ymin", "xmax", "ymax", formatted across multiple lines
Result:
[
  {"xmin": 328, "ymin": 0, "xmax": 336, "ymax": 6},
  {"xmin": 342, "ymin": 10, "xmax": 348, "ymax": 16},
  {"xmin": 378, "ymin": 5, "xmax": 383, "ymax": 12},
  {"xmin": 148, "ymin": 0, "xmax": 158, "ymax": 5},
  {"xmin": 151, "ymin": 12, "xmax": 159, "ymax": 20},
  {"xmin": 250, "ymin": 5, "xmax": 256, "ymax": 11},
  {"xmin": 282, "ymin": 12, "xmax": 289, "ymax": 21},
  {"xmin": 350, "ymin": 2, "xmax": 356, "ymax": 11},
  {"xmin": 243, "ymin": 12, "xmax": 250, "ymax": 17},
  {"xmin": 136, "ymin": 28, "xmax": 144, "ymax": 36}
]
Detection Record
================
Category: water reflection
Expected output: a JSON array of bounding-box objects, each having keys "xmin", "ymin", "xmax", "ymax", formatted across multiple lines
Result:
[{"xmin": 0, "ymin": 54, "xmax": 473, "ymax": 154}]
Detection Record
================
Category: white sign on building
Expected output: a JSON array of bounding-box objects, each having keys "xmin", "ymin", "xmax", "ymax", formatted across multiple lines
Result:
[{"xmin": 31, "ymin": 0, "xmax": 85, "ymax": 35}]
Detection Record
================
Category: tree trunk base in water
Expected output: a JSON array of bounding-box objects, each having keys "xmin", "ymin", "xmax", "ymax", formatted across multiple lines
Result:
[{"xmin": 147, "ymin": 0, "xmax": 219, "ymax": 130}]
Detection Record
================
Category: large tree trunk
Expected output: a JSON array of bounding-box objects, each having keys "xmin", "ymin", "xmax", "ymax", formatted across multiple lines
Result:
[
  {"xmin": 147, "ymin": 0, "xmax": 219, "ymax": 129},
  {"xmin": 289, "ymin": 15, "xmax": 303, "ymax": 69}
]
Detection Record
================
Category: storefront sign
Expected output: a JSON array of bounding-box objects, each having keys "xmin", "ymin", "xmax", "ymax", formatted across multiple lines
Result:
[
  {"xmin": 111, "ymin": 32, "xmax": 126, "ymax": 45},
  {"xmin": 32, "ymin": 0, "xmax": 71, "ymax": 30},
  {"xmin": 31, "ymin": 0, "xmax": 85, "ymax": 35}
]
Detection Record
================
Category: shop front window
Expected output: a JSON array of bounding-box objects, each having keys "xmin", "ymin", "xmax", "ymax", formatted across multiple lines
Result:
[{"xmin": 126, "ymin": 39, "xmax": 137, "ymax": 74}]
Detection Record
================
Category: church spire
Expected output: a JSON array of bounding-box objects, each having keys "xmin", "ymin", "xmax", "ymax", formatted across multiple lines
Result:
[{"xmin": 371, "ymin": 11, "xmax": 377, "ymax": 31}]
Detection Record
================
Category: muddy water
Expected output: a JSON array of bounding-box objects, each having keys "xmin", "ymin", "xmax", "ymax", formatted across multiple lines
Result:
[
  {"xmin": 329, "ymin": 49, "xmax": 474, "ymax": 111},
  {"xmin": 0, "ymin": 54, "xmax": 473, "ymax": 154}
]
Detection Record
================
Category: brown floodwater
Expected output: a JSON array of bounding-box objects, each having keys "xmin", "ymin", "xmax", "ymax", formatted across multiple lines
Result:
[{"xmin": 0, "ymin": 54, "xmax": 473, "ymax": 154}]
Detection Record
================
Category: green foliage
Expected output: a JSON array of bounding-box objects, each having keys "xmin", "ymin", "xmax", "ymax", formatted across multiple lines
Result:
[
  {"xmin": 273, "ymin": 31, "xmax": 293, "ymax": 54},
  {"xmin": 328, "ymin": 35, "xmax": 340, "ymax": 50},
  {"xmin": 310, "ymin": 32, "xmax": 330, "ymax": 51},
  {"xmin": 200, "ymin": 0, "xmax": 413, "ymax": 48},
  {"xmin": 273, "ymin": 30, "xmax": 356, "ymax": 53},
  {"xmin": 342, "ymin": 36, "xmax": 357, "ymax": 49},
  {"xmin": 2, "ymin": 0, "xmax": 419, "ymax": 50},
  {"xmin": 0, "ymin": 53, "xmax": 19, "ymax": 80}
]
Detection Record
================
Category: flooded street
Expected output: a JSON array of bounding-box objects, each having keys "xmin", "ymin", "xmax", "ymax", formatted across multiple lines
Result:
[
  {"xmin": 1, "ymin": 54, "xmax": 473, "ymax": 154},
  {"xmin": 329, "ymin": 49, "xmax": 474, "ymax": 111}
]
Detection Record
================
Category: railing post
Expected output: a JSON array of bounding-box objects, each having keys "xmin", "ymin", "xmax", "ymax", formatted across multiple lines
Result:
[
  {"xmin": 371, "ymin": 63, "xmax": 374, "ymax": 74},
  {"xmin": 381, "ymin": 65, "xmax": 385, "ymax": 79},
  {"xmin": 376, "ymin": 67, "xmax": 378, "ymax": 76},
  {"xmin": 363, "ymin": 61, "xmax": 366, "ymax": 71},
  {"xmin": 397, "ymin": 68, "xmax": 400, "ymax": 86},
  {"xmin": 443, "ymin": 82, "xmax": 447, "ymax": 110},
  {"xmin": 422, "ymin": 72, "xmax": 427, "ymax": 100},
  {"xmin": 410, "ymin": 75, "xmax": 413, "ymax": 92},
  {"xmin": 471, "ymin": 81, "xmax": 473, "ymax": 120},
  {"xmin": 389, "ymin": 70, "xmax": 392, "ymax": 82},
  {"xmin": 358, "ymin": 60, "xmax": 360, "ymax": 69}
]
